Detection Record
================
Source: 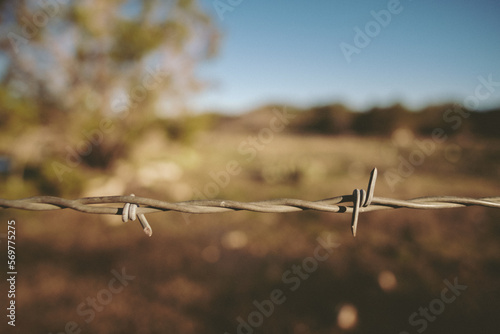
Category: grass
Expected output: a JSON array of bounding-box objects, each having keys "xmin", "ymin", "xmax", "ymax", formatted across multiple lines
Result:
[{"xmin": 2, "ymin": 130, "xmax": 500, "ymax": 333}]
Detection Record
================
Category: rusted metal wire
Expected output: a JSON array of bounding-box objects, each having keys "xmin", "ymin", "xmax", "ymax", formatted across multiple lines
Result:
[{"xmin": 1, "ymin": 168, "xmax": 499, "ymax": 237}]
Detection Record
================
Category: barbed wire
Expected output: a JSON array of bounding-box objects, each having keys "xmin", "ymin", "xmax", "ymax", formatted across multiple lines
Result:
[{"xmin": 1, "ymin": 168, "xmax": 499, "ymax": 237}]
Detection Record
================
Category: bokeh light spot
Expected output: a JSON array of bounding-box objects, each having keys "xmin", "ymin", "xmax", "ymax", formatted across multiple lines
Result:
[
  {"xmin": 221, "ymin": 230, "xmax": 248, "ymax": 249},
  {"xmin": 378, "ymin": 270, "xmax": 397, "ymax": 292},
  {"xmin": 337, "ymin": 303, "xmax": 358, "ymax": 330}
]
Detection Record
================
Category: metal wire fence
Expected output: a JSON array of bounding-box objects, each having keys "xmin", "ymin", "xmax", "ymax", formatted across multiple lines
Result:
[{"xmin": 1, "ymin": 168, "xmax": 499, "ymax": 237}]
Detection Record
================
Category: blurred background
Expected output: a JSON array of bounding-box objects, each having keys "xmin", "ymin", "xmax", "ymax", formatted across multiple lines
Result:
[{"xmin": 1, "ymin": 0, "xmax": 500, "ymax": 333}]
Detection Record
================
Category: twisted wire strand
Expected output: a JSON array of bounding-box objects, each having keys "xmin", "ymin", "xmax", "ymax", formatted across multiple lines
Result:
[
  {"xmin": 2, "ymin": 195, "xmax": 499, "ymax": 214},
  {"xmin": 1, "ymin": 168, "xmax": 499, "ymax": 237}
]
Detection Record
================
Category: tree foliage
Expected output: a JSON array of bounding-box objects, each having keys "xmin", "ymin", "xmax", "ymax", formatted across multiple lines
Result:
[
  {"xmin": 0, "ymin": 0, "xmax": 219, "ymax": 196},
  {"xmin": 0, "ymin": 0, "xmax": 219, "ymax": 122}
]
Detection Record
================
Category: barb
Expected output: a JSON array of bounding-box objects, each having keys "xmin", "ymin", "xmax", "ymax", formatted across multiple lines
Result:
[
  {"xmin": 1, "ymin": 168, "xmax": 499, "ymax": 237},
  {"xmin": 122, "ymin": 194, "xmax": 152, "ymax": 237},
  {"xmin": 351, "ymin": 167, "xmax": 377, "ymax": 237}
]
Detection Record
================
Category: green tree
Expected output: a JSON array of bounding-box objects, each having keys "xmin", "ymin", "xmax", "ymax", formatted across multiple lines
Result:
[
  {"xmin": 0, "ymin": 0, "xmax": 219, "ymax": 195},
  {"xmin": 0, "ymin": 0, "xmax": 218, "ymax": 121}
]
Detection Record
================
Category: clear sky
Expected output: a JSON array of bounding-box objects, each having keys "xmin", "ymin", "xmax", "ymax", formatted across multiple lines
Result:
[{"xmin": 193, "ymin": 0, "xmax": 500, "ymax": 113}]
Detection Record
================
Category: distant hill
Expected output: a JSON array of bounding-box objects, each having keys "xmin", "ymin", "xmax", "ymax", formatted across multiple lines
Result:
[{"xmin": 209, "ymin": 103, "xmax": 500, "ymax": 138}]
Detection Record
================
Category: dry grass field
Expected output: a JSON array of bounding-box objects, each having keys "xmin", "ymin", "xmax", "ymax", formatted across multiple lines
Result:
[{"xmin": 2, "ymin": 119, "xmax": 500, "ymax": 333}]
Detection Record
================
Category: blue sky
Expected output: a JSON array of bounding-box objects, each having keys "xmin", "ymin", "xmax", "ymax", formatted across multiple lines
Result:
[{"xmin": 193, "ymin": 0, "xmax": 500, "ymax": 113}]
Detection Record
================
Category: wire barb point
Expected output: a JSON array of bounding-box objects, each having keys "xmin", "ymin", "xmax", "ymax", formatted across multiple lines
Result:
[
  {"xmin": 351, "ymin": 168, "xmax": 378, "ymax": 237},
  {"xmin": 138, "ymin": 214, "xmax": 153, "ymax": 237}
]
